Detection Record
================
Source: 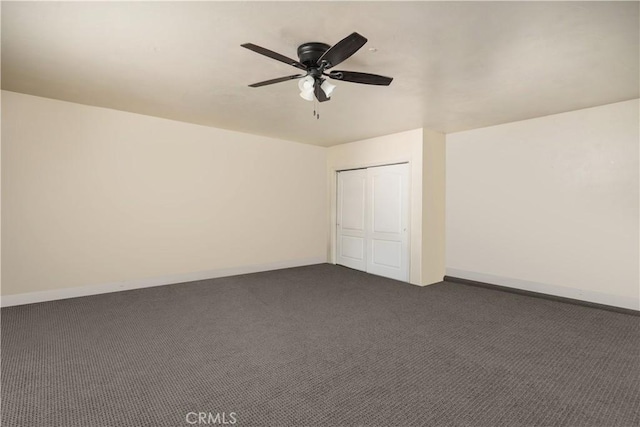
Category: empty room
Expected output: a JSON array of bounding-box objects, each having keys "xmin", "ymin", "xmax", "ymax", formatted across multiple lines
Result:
[{"xmin": 1, "ymin": 1, "xmax": 638, "ymax": 426}]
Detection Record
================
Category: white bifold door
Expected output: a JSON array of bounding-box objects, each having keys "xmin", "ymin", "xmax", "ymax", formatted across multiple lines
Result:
[{"xmin": 336, "ymin": 163, "xmax": 409, "ymax": 282}]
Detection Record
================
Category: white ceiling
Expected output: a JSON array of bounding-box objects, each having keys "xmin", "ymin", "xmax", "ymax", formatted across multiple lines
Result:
[{"xmin": 2, "ymin": 1, "xmax": 638, "ymax": 147}]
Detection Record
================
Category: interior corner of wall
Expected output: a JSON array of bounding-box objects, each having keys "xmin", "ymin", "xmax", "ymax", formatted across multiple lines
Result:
[{"xmin": 420, "ymin": 126, "xmax": 446, "ymax": 287}]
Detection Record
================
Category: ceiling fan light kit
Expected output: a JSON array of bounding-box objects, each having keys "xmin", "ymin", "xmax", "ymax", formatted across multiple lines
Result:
[{"xmin": 241, "ymin": 32, "xmax": 393, "ymax": 114}]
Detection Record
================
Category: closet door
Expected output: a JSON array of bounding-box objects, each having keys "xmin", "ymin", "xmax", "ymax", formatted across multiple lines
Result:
[
  {"xmin": 366, "ymin": 164, "xmax": 409, "ymax": 281},
  {"xmin": 336, "ymin": 169, "xmax": 367, "ymax": 272},
  {"xmin": 336, "ymin": 164, "xmax": 410, "ymax": 281}
]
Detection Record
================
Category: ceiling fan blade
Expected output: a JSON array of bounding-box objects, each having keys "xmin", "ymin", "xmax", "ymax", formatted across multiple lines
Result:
[
  {"xmin": 241, "ymin": 43, "xmax": 307, "ymax": 71},
  {"xmin": 328, "ymin": 70, "xmax": 393, "ymax": 86},
  {"xmin": 314, "ymin": 79, "xmax": 330, "ymax": 102},
  {"xmin": 248, "ymin": 74, "xmax": 305, "ymax": 88},
  {"xmin": 318, "ymin": 32, "xmax": 367, "ymax": 69}
]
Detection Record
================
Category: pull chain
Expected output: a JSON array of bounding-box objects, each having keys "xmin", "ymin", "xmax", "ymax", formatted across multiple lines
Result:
[{"xmin": 312, "ymin": 97, "xmax": 320, "ymax": 120}]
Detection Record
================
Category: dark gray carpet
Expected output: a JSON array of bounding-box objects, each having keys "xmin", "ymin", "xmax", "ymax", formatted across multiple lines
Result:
[{"xmin": 2, "ymin": 264, "xmax": 639, "ymax": 427}]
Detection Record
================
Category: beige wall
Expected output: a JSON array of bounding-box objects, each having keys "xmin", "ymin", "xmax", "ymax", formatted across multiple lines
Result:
[
  {"xmin": 422, "ymin": 129, "xmax": 446, "ymax": 285},
  {"xmin": 1, "ymin": 91, "xmax": 327, "ymax": 296},
  {"xmin": 327, "ymin": 129, "xmax": 424, "ymax": 285},
  {"xmin": 7, "ymin": 88, "xmax": 629, "ymax": 308},
  {"xmin": 446, "ymin": 99, "xmax": 640, "ymax": 309}
]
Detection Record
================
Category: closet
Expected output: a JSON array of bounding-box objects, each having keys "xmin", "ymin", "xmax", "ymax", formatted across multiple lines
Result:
[{"xmin": 336, "ymin": 163, "xmax": 409, "ymax": 281}]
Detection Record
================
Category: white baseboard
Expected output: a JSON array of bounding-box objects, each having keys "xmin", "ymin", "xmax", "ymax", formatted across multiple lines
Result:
[
  {"xmin": 446, "ymin": 268, "xmax": 640, "ymax": 311},
  {"xmin": 1, "ymin": 257, "xmax": 327, "ymax": 308}
]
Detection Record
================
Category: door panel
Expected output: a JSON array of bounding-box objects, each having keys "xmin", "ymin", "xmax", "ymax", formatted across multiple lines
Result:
[
  {"xmin": 371, "ymin": 239, "xmax": 402, "ymax": 268},
  {"xmin": 366, "ymin": 164, "xmax": 409, "ymax": 281},
  {"xmin": 372, "ymin": 173, "xmax": 402, "ymax": 234},
  {"xmin": 336, "ymin": 169, "xmax": 367, "ymax": 271},
  {"xmin": 341, "ymin": 177, "xmax": 366, "ymax": 231},
  {"xmin": 340, "ymin": 236, "xmax": 365, "ymax": 261}
]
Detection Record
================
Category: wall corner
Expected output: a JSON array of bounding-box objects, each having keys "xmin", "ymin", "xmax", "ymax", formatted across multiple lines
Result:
[{"xmin": 421, "ymin": 128, "xmax": 446, "ymax": 285}]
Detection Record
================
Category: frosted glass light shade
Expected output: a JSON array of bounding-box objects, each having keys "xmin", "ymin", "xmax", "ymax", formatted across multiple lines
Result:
[
  {"xmin": 299, "ymin": 89, "xmax": 314, "ymax": 101},
  {"xmin": 321, "ymin": 80, "xmax": 336, "ymax": 97},
  {"xmin": 298, "ymin": 76, "xmax": 315, "ymax": 91}
]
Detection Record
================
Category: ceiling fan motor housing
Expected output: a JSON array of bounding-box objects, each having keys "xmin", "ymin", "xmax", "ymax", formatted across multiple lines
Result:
[{"xmin": 297, "ymin": 42, "xmax": 331, "ymax": 68}]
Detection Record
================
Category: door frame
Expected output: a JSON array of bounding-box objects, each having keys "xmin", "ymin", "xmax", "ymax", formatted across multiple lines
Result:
[{"xmin": 330, "ymin": 160, "xmax": 412, "ymax": 281}]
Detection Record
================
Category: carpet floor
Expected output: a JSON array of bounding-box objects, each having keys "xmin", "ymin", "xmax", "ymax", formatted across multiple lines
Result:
[{"xmin": 2, "ymin": 264, "xmax": 639, "ymax": 426}]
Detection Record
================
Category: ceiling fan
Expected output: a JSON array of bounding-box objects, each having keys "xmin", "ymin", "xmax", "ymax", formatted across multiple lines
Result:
[{"xmin": 241, "ymin": 32, "xmax": 393, "ymax": 103}]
